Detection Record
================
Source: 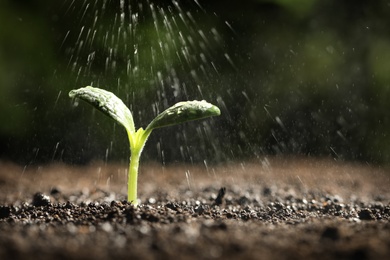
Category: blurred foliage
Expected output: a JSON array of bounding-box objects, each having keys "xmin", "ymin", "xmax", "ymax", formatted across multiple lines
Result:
[
  {"xmin": 259, "ymin": 0, "xmax": 316, "ymax": 17},
  {"xmin": 0, "ymin": 0, "xmax": 390, "ymax": 165}
]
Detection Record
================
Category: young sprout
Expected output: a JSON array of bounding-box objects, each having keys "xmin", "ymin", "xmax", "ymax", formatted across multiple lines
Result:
[{"xmin": 69, "ymin": 86, "xmax": 220, "ymax": 206}]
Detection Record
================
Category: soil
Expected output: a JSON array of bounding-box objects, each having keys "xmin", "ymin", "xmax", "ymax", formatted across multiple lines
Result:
[{"xmin": 0, "ymin": 157, "xmax": 389, "ymax": 260}]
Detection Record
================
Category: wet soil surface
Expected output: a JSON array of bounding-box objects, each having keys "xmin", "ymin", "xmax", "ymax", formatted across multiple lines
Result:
[{"xmin": 0, "ymin": 158, "xmax": 389, "ymax": 260}]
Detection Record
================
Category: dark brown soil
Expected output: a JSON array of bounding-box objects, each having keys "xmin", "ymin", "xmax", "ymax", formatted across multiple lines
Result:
[{"xmin": 0, "ymin": 158, "xmax": 389, "ymax": 260}]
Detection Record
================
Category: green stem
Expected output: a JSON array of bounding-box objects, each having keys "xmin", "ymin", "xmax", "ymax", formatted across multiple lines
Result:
[
  {"xmin": 127, "ymin": 128, "xmax": 152, "ymax": 206},
  {"xmin": 128, "ymin": 147, "xmax": 141, "ymax": 206}
]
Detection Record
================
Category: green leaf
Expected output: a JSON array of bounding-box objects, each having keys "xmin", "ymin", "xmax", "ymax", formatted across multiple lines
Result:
[
  {"xmin": 69, "ymin": 86, "xmax": 135, "ymax": 134},
  {"xmin": 146, "ymin": 100, "xmax": 221, "ymax": 131}
]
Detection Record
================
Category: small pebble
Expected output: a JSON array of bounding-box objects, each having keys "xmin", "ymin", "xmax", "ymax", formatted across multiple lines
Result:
[
  {"xmin": 358, "ymin": 209, "xmax": 375, "ymax": 221},
  {"xmin": 214, "ymin": 187, "xmax": 226, "ymax": 206},
  {"xmin": 0, "ymin": 206, "xmax": 11, "ymax": 219},
  {"xmin": 32, "ymin": 193, "xmax": 51, "ymax": 207}
]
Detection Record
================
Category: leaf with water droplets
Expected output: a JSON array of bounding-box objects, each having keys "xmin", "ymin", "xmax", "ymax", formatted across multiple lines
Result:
[
  {"xmin": 146, "ymin": 100, "xmax": 220, "ymax": 131},
  {"xmin": 69, "ymin": 86, "xmax": 135, "ymax": 134}
]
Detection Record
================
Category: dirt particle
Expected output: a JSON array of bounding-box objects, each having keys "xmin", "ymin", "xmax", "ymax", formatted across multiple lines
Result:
[
  {"xmin": 50, "ymin": 187, "xmax": 61, "ymax": 196},
  {"xmin": 0, "ymin": 206, "xmax": 11, "ymax": 219},
  {"xmin": 263, "ymin": 186, "xmax": 273, "ymax": 196},
  {"xmin": 358, "ymin": 209, "xmax": 376, "ymax": 221},
  {"xmin": 125, "ymin": 206, "xmax": 140, "ymax": 224},
  {"xmin": 194, "ymin": 205, "xmax": 206, "ymax": 215},
  {"xmin": 141, "ymin": 212, "xmax": 159, "ymax": 223},
  {"xmin": 214, "ymin": 187, "xmax": 226, "ymax": 205},
  {"xmin": 321, "ymin": 226, "xmax": 340, "ymax": 241},
  {"xmin": 165, "ymin": 202, "xmax": 180, "ymax": 211},
  {"xmin": 32, "ymin": 193, "xmax": 51, "ymax": 207},
  {"xmin": 238, "ymin": 196, "xmax": 250, "ymax": 206},
  {"xmin": 213, "ymin": 222, "xmax": 227, "ymax": 231}
]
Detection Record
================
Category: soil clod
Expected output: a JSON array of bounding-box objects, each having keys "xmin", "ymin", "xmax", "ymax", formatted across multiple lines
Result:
[
  {"xmin": 0, "ymin": 206, "xmax": 10, "ymax": 219},
  {"xmin": 32, "ymin": 192, "xmax": 51, "ymax": 207},
  {"xmin": 358, "ymin": 209, "xmax": 376, "ymax": 221},
  {"xmin": 214, "ymin": 187, "xmax": 226, "ymax": 205}
]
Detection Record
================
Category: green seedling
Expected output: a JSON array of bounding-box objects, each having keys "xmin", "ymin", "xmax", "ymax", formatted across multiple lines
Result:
[{"xmin": 69, "ymin": 86, "xmax": 220, "ymax": 206}]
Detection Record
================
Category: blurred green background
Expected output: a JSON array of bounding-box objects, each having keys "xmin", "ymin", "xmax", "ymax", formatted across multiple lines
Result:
[{"xmin": 1, "ymin": 0, "xmax": 390, "ymax": 165}]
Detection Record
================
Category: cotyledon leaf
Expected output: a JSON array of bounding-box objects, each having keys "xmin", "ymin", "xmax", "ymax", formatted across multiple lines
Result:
[
  {"xmin": 69, "ymin": 86, "xmax": 135, "ymax": 134},
  {"xmin": 145, "ymin": 100, "xmax": 221, "ymax": 131}
]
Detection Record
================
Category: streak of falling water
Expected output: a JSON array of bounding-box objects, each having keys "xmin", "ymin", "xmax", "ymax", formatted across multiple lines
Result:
[
  {"xmin": 185, "ymin": 170, "xmax": 191, "ymax": 190},
  {"xmin": 224, "ymin": 53, "xmax": 238, "ymax": 71},
  {"xmin": 203, "ymin": 160, "xmax": 210, "ymax": 176},
  {"xmin": 52, "ymin": 142, "xmax": 60, "ymax": 161},
  {"xmin": 54, "ymin": 91, "xmax": 62, "ymax": 108},
  {"xmin": 66, "ymin": 0, "xmax": 230, "ymax": 95},
  {"xmin": 64, "ymin": 0, "xmax": 233, "ymax": 167}
]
